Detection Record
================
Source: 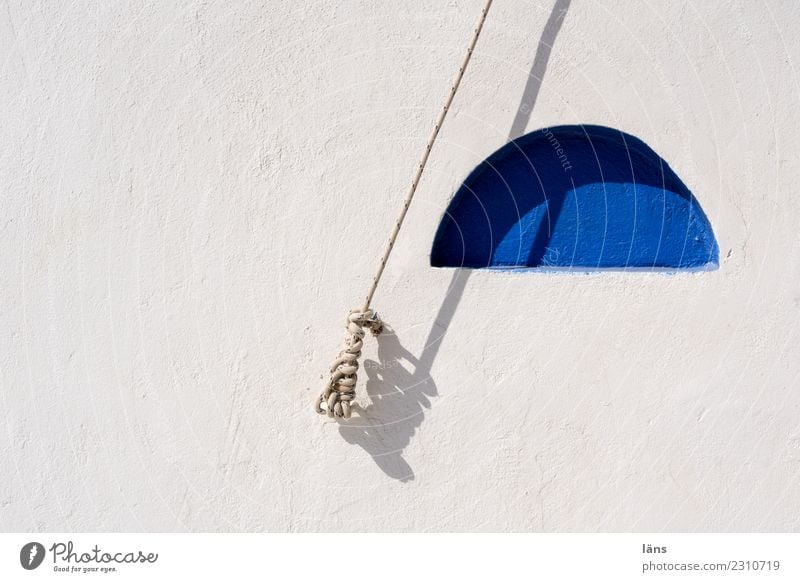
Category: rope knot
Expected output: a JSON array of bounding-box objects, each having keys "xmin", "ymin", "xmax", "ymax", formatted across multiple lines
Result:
[{"xmin": 314, "ymin": 308, "xmax": 383, "ymax": 419}]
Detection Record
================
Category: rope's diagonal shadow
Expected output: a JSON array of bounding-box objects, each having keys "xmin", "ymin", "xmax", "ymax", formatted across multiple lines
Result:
[
  {"xmin": 339, "ymin": 0, "xmax": 571, "ymax": 482},
  {"xmin": 339, "ymin": 272, "xmax": 470, "ymax": 482}
]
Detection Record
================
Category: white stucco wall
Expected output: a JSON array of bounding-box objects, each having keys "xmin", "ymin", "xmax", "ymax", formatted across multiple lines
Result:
[{"xmin": 1, "ymin": 0, "xmax": 799, "ymax": 532}]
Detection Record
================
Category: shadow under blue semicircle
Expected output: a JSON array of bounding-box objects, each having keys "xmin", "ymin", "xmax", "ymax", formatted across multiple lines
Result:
[{"xmin": 430, "ymin": 125, "xmax": 719, "ymax": 271}]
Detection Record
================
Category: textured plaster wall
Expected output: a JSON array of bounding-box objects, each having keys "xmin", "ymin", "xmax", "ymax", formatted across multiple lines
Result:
[{"xmin": 1, "ymin": 0, "xmax": 799, "ymax": 532}]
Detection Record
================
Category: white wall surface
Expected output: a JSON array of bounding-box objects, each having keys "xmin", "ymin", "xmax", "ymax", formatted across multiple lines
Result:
[{"xmin": 1, "ymin": 0, "xmax": 799, "ymax": 532}]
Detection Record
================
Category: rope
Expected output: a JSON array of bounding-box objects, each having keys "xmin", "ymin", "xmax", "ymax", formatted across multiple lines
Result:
[
  {"xmin": 315, "ymin": 0, "xmax": 494, "ymax": 419},
  {"xmin": 362, "ymin": 0, "xmax": 494, "ymax": 310},
  {"xmin": 314, "ymin": 309, "xmax": 383, "ymax": 419}
]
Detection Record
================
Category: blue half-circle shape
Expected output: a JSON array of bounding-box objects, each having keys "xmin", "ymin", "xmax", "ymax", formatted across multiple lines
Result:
[{"xmin": 430, "ymin": 125, "xmax": 719, "ymax": 270}]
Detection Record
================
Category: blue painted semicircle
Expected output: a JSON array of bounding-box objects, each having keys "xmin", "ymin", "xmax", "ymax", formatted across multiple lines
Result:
[{"xmin": 430, "ymin": 125, "xmax": 719, "ymax": 270}]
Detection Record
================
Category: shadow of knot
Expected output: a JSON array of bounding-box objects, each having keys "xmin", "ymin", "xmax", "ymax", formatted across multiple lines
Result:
[{"xmin": 338, "ymin": 326, "xmax": 437, "ymax": 482}]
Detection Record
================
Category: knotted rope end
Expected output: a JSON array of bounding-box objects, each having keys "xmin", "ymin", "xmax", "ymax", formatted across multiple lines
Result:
[{"xmin": 314, "ymin": 308, "xmax": 383, "ymax": 420}]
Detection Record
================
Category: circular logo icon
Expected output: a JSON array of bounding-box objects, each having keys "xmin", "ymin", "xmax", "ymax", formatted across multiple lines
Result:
[{"xmin": 20, "ymin": 542, "xmax": 45, "ymax": 570}]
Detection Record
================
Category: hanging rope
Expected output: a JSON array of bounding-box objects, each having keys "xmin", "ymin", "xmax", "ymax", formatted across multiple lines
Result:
[{"xmin": 315, "ymin": 0, "xmax": 494, "ymax": 419}]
